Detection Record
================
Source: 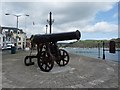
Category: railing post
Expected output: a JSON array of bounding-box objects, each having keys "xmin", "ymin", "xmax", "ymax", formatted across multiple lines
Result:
[
  {"xmin": 98, "ymin": 43, "xmax": 100, "ymax": 58},
  {"xmin": 103, "ymin": 41, "xmax": 105, "ymax": 60}
]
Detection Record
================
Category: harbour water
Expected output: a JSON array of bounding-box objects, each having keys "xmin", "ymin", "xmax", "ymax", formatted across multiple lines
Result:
[{"xmin": 65, "ymin": 47, "xmax": 119, "ymax": 62}]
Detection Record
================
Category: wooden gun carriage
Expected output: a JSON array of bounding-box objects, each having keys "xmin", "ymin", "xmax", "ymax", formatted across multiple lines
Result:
[{"xmin": 24, "ymin": 30, "xmax": 81, "ymax": 72}]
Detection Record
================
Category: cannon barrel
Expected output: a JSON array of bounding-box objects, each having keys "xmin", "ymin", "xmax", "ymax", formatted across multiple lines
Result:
[{"xmin": 32, "ymin": 30, "xmax": 81, "ymax": 44}]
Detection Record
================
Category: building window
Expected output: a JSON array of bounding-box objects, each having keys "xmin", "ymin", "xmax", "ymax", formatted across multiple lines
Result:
[
  {"xmin": 3, "ymin": 37, "xmax": 5, "ymax": 42},
  {"xmin": 10, "ymin": 30, "xmax": 13, "ymax": 33},
  {"xmin": 19, "ymin": 37, "xmax": 21, "ymax": 41},
  {"xmin": 18, "ymin": 30, "xmax": 20, "ymax": 34},
  {"xmin": 23, "ymin": 38, "xmax": 25, "ymax": 41},
  {"xmin": 18, "ymin": 42, "xmax": 21, "ymax": 45},
  {"xmin": 9, "ymin": 37, "xmax": 10, "ymax": 41}
]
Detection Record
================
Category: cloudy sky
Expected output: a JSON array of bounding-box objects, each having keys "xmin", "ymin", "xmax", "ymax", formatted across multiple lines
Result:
[{"xmin": 1, "ymin": 1, "xmax": 118, "ymax": 40}]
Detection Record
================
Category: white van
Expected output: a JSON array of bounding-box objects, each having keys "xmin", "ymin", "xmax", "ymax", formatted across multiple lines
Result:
[{"xmin": 6, "ymin": 44, "xmax": 15, "ymax": 50}]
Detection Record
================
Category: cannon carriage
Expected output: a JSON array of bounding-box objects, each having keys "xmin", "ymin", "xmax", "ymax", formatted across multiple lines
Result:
[{"xmin": 24, "ymin": 30, "xmax": 81, "ymax": 72}]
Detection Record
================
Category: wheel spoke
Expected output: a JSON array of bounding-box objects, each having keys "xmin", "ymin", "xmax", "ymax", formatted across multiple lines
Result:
[
  {"xmin": 62, "ymin": 51, "xmax": 65, "ymax": 55},
  {"xmin": 41, "ymin": 62, "xmax": 44, "ymax": 66},
  {"xmin": 45, "ymin": 64, "xmax": 47, "ymax": 70},
  {"xmin": 46, "ymin": 63, "xmax": 51, "ymax": 69},
  {"xmin": 63, "ymin": 59, "xmax": 67, "ymax": 62},
  {"xmin": 63, "ymin": 60, "xmax": 64, "ymax": 65}
]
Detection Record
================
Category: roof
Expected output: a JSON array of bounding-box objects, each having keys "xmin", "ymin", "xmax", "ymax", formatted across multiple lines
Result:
[{"xmin": 1, "ymin": 26, "xmax": 25, "ymax": 34}]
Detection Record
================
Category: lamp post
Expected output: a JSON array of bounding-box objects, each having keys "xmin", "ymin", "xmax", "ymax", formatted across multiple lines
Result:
[
  {"xmin": 47, "ymin": 12, "xmax": 54, "ymax": 34},
  {"xmin": 5, "ymin": 13, "xmax": 29, "ymax": 49},
  {"xmin": 46, "ymin": 25, "xmax": 48, "ymax": 34}
]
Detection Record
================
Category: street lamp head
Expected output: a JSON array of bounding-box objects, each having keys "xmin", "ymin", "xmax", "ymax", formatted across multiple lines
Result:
[
  {"xmin": 25, "ymin": 14, "xmax": 29, "ymax": 16},
  {"xmin": 5, "ymin": 13, "xmax": 10, "ymax": 15}
]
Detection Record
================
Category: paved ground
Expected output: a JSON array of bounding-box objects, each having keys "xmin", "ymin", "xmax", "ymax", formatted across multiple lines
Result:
[
  {"xmin": 0, "ymin": 51, "xmax": 2, "ymax": 89},
  {"xmin": 1, "ymin": 50, "xmax": 119, "ymax": 88}
]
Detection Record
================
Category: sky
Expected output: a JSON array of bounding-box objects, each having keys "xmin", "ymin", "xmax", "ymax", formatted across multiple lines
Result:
[{"xmin": 0, "ymin": 1, "xmax": 119, "ymax": 40}]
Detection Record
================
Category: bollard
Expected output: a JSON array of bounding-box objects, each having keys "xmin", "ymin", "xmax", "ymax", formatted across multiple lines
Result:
[{"xmin": 11, "ymin": 46, "xmax": 16, "ymax": 54}]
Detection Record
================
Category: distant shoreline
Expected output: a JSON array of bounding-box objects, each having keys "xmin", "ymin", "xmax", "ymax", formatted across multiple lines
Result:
[{"xmin": 66, "ymin": 38, "xmax": 120, "ymax": 48}]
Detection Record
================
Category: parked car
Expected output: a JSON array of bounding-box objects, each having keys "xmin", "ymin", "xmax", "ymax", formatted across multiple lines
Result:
[{"xmin": 6, "ymin": 44, "xmax": 15, "ymax": 50}]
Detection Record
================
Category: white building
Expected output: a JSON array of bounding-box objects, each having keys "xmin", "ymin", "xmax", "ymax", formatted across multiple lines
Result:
[
  {"xmin": 0, "ymin": 26, "xmax": 3, "ymax": 49},
  {"xmin": 1, "ymin": 27, "xmax": 27, "ymax": 49},
  {"xmin": 13, "ymin": 29, "xmax": 26, "ymax": 49},
  {"xmin": 0, "ymin": 34, "xmax": 3, "ymax": 49}
]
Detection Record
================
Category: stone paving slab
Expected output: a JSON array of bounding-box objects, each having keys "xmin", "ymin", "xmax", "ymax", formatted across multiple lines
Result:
[{"xmin": 1, "ymin": 50, "xmax": 119, "ymax": 88}]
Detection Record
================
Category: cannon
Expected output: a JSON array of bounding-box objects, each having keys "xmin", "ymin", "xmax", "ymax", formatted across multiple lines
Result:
[{"xmin": 24, "ymin": 30, "xmax": 81, "ymax": 72}]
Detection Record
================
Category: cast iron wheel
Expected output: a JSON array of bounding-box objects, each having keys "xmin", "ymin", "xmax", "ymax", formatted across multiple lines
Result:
[
  {"xmin": 24, "ymin": 56, "xmax": 34, "ymax": 66},
  {"xmin": 37, "ymin": 51, "xmax": 54, "ymax": 72},
  {"xmin": 56, "ymin": 49, "xmax": 69, "ymax": 66}
]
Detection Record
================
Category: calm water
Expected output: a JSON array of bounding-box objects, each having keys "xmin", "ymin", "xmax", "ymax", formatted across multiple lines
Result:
[{"xmin": 65, "ymin": 47, "xmax": 119, "ymax": 62}]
